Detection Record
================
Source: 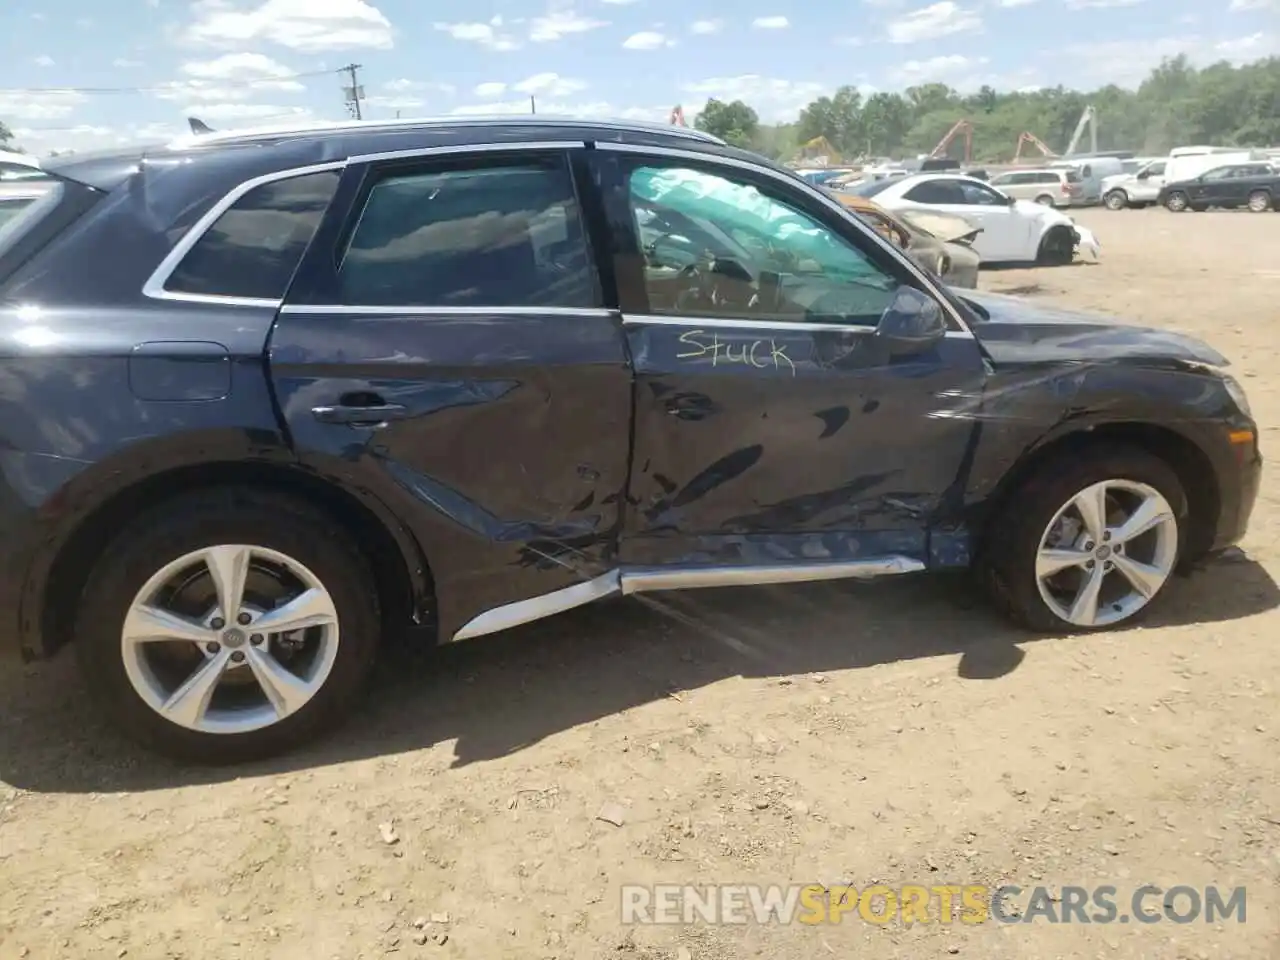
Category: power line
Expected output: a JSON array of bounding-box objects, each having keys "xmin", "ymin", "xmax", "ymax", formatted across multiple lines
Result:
[{"xmin": 0, "ymin": 68, "xmax": 341, "ymax": 96}]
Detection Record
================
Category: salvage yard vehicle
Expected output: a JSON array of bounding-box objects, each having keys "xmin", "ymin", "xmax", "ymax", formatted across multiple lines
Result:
[
  {"xmin": 848, "ymin": 173, "xmax": 1099, "ymax": 265},
  {"xmin": 988, "ymin": 168, "xmax": 1084, "ymax": 208},
  {"xmin": 0, "ymin": 117, "xmax": 1260, "ymax": 762},
  {"xmin": 1158, "ymin": 163, "xmax": 1280, "ymax": 212},
  {"xmin": 828, "ymin": 191, "xmax": 981, "ymax": 287},
  {"xmin": 1102, "ymin": 159, "xmax": 1167, "ymax": 210}
]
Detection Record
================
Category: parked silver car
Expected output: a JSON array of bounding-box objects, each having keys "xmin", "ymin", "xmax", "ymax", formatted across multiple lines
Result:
[
  {"xmin": 1101, "ymin": 159, "xmax": 1168, "ymax": 210},
  {"xmin": 988, "ymin": 168, "xmax": 1084, "ymax": 208}
]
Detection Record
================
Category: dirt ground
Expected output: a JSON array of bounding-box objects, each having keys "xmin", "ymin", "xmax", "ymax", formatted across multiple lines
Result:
[{"xmin": 3, "ymin": 209, "xmax": 1280, "ymax": 960}]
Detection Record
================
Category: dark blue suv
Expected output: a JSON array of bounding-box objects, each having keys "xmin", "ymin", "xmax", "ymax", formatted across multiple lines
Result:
[{"xmin": 0, "ymin": 117, "xmax": 1260, "ymax": 762}]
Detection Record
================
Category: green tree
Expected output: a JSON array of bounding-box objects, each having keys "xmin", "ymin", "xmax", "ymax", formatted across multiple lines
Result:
[{"xmin": 694, "ymin": 99, "xmax": 759, "ymax": 149}]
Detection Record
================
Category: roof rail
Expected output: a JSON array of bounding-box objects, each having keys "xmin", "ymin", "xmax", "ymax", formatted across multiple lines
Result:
[{"xmin": 167, "ymin": 114, "xmax": 726, "ymax": 150}]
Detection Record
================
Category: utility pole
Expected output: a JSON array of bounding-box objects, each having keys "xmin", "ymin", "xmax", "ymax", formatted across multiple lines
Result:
[
  {"xmin": 341, "ymin": 63, "xmax": 364, "ymax": 120},
  {"xmin": 530, "ymin": 95, "xmax": 536, "ymax": 115}
]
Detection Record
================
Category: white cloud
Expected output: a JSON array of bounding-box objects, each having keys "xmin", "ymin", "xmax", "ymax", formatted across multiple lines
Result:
[
  {"xmin": 890, "ymin": 53, "xmax": 987, "ymax": 84},
  {"xmin": 12, "ymin": 124, "xmax": 115, "ymax": 156},
  {"xmin": 886, "ymin": 2, "xmax": 981, "ymax": 43},
  {"xmin": 689, "ymin": 18, "xmax": 722, "ymax": 33},
  {"xmin": 474, "ymin": 81, "xmax": 509, "ymax": 98},
  {"xmin": 752, "ymin": 15, "xmax": 789, "ymax": 28},
  {"xmin": 999, "ymin": 0, "xmax": 1038, "ymax": 6},
  {"xmin": 682, "ymin": 75, "xmax": 827, "ymax": 122},
  {"xmin": 1060, "ymin": 33, "xmax": 1280, "ymax": 87},
  {"xmin": 186, "ymin": 0, "xmax": 393, "ymax": 52},
  {"xmin": 184, "ymin": 103, "xmax": 315, "ymax": 122},
  {"xmin": 837, "ymin": 35, "xmax": 866, "ymax": 46},
  {"xmin": 383, "ymin": 78, "xmax": 455, "ymax": 95},
  {"xmin": 33, "ymin": 55, "xmax": 55, "ymax": 67},
  {"xmin": 529, "ymin": 6, "xmax": 607, "ymax": 42},
  {"xmin": 155, "ymin": 52, "xmax": 305, "ymax": 103},
  {"xmin": 113, "ymin": 58, "xmax": 145, "ymax": 68},
  {"xmin": 1229, "ymin": 0, "xmax": 1276, "ymax": 8},
  {"xmin": 623, "ymin": 30, "xmax": 673, "ymax": 49},
  {"xmin": 602, "ymin": 0, "xmax": 639, "ymax": 4},
  {"xmin": 434, "ymin": 15, "xmax": 521, "ymax": 51},
  {"xmin": 514, "ymin": 72, "xmax": 588, "ymax": 96},
  {"xmin": 1064, "ymin": 0, "xmax": 1143, "ymax": 8},
  {"xmin": 0, "ymin": 90, "xmax": 87, "ymax": 121}
]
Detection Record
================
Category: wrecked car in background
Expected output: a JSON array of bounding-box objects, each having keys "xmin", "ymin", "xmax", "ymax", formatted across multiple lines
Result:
[{"xmin": 829, "ymin": 191, "xmax": 981, "ymax": 288}]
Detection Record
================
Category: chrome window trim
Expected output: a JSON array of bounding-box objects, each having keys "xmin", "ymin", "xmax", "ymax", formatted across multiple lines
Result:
[
  {"xmin": 279, "ymin": 304, "xmax": 615, "ymax": 318},
  {"xmin": 593, "ymin": 141, "xmax": 977, "ymax": 339},
  {"xmin": 621, "ymin": 313, "xmax": 974, "ymax": 337},
  {"xmin": 142, "ymin": 159, "xmax": 348, "ymax": 306},
  {"xmin": 348, "ymin": 138, "xmax": 585, "ymax": 166}
]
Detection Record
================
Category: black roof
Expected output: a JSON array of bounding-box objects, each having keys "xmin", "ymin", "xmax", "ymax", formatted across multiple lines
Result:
[{"xmin": 45, "ymin": 116, "xmax": 753, "ymax": 193}]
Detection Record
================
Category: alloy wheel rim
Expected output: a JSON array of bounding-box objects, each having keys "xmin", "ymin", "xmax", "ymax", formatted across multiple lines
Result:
[
  {"xmin": 120, "ymin": 545, "xmax": 340, "ymax": 735},
  {"xmin": 1168, "ymin": 193, "xmax": 1186, "ymax": 211},
  {"xmin": 1249, "ymin": 194, "xmax": 1267, "ymax": 212},
  {"xmin": 1105, "ymin": 192, "xmax": 1124, "ymax": 210},
  {"xmin": 1034, "ymin": 480, "xmax": 1178, "ymax": 628}
]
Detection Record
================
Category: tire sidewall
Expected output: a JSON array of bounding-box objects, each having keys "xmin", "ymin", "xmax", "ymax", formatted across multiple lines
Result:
[
  {"xmin": 985, "ymin": 447, "xmax": 1188, "ymax": 633},
  {"xmin": 75, "ymin": 495, "xmax": 379, "ymax": 763}
]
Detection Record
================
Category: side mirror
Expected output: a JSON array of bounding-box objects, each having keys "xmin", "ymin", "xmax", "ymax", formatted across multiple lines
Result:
[
  {"xmin": 1136, "ymin": 171, "xmax": 1149, "ymax": 180},
  {"xmin": 1006, "ymin": 193, "xmax": 1017, "ymax": 205},
  {"xmin": 875, "ymin": 287, "xmax": 947, "ymax": 357}
]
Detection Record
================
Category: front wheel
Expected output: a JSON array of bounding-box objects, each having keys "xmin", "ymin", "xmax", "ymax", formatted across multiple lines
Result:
[
  {"xmin": 1164, "ymin": 191, "xmax": 1188, "ymax": 212},
  {"xmin": 74, "ymin": 488, "xmax": 381, "ymax": 763},
  {"xmin": 1248, "ymin": 190, "xmax": 1272, "ymax": 212},
  {"xmin": 1103, "ymin": 190, "xmax": 1128, "ymax": 210},
  {"xmin": 981, "ymin": 446, "xmax": 1185, "ymax": 633}
]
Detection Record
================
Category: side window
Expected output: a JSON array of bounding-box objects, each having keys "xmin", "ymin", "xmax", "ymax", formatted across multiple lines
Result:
[
  {"xmin": 1149, "ymin": 162, "xmax": 1166, "ymax": 176},
  {"xmin": 1038, "ymin": 173, "xmax": 1059, "ymax": 185},
  {"xmin": 904, "ymin": 179, "xmax": 964, "ymax": 205},
  {"xmin": 337, "ymin": 157, "xmax": 596, "ymax": 308},
  {"xmin": 627, "ymin": 164, "xmax": 904, "ymax": 327},
  {"xmin": 958, "ymin": 181, "xmax": 1008, "ymax": 206},
  {"xmin": 165, "ymin": 169, "xmax": 340, "ymax": 300},
  {"xmin": 990, "ymin": 173, "xmax": 1015, "ymax": 186}
]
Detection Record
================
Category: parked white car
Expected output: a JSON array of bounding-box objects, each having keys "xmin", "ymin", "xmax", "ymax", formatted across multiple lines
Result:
[
  {"xmin": 846, "ymin": 173, "xmax": 1100, "ymax": 265},
  {"xmin": 1101, "ymin": 159, "xmax": 1167, "ymax": 210}
]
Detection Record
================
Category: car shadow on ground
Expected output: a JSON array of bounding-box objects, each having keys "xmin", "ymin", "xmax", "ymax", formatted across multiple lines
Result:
[{"xmin": 0, "ymin": 554, "xmax": 1275, "ymax": 794}]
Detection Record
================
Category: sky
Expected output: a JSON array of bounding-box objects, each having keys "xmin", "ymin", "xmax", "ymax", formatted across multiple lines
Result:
[{"xmin": 0, "ymin": 0, "xmax": 1276, "ymax": 155}]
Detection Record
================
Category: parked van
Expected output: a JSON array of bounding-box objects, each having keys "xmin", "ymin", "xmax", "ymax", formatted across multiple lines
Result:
[
  {"xmin": 1164, "ymin": 148, "xmax": 1258, "ymax": 186},
  {"xmin": 1049, "ymin": 156, "xmax": 1124, "ymax": 204}
]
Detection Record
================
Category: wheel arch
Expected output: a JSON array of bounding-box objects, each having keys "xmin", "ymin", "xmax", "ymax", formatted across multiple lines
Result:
[
  {"xmin": 35, "ymin": 460, "xmax": 435, "ymax": 658},
  {"xmin": 975, "ymin": 421, "xmax": 1221, "ymax": 567}
]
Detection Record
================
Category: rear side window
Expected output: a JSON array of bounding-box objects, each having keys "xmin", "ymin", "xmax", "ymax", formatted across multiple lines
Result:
[
  {"xmin": 1065, "ymin": 170, "xmax": 1082, "ymax": 182},
  {"xmin": 164, "ymin": 169, "xmax": 340, "ymax": 301},
  {"xmin": 0, "ymin": 182, "xmax": 63, "ymax": 260},
  {"xmin": 904, "ymin": 179, "xmax": 964, "ymax": 204},
  {"xmin": 336, "ymin": 158, "xmax": 597, "ymax": 308}
]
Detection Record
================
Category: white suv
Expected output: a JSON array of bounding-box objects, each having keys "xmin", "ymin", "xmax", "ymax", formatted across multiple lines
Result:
[{"xmin": 1102, "ymin": 160, "xmax": 1167, "ymax": 210}]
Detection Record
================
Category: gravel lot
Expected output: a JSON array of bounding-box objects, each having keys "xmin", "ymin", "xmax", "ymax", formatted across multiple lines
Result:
[{"xmin": 2, "ymin": 208, "xmax": 1279, "ymax": 960}]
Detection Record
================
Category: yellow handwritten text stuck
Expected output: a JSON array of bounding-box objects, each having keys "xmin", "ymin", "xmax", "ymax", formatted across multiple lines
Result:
[{"xmin": 675, "ymin": 330, "xmax": 797, "ymax": 376}]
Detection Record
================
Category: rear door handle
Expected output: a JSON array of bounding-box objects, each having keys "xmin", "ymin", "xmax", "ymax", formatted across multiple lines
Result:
[
  {"xmin": 311, "ymin": 403, "xmax": 410, "ymax": 426},
  {"xmin": 664, "ymin": 393, "xmax": 715, "ymax": 421}
]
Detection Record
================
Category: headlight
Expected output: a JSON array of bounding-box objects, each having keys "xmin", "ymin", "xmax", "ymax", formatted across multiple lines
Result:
[{"xmin": 1223, "ymin": 374, "xmax": 1252, "ymax": 418}]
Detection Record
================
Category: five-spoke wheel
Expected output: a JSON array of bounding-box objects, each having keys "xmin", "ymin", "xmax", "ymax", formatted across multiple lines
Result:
[{"xmin": 75, "ymin": 489, "xmax": 379, "ymax": 763}]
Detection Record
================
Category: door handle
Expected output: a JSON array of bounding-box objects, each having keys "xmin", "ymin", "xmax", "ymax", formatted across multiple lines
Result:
[
  {"xmin": 311, "ymin": 402, "xmax": 410, "ymax": 426},
  {"xmin": 664, "ymin": 393, "xmax": 715, "ymax": 421}
]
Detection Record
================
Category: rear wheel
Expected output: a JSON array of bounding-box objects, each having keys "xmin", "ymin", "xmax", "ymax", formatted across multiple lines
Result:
[
  {"xmin": 74, "ymin": 488, "xmax": 380, "ymax": 763},
  {"xmin": 1035, "ymin": 194, "xmax": 1056, "ymax": 206},
  {"xmin": 1103, "ymin": 190, "xmax": 1128, "ymax": 210},
  {"xmin": 1164, "ymin": 191, "xmax": 1188, "ymax": 212},
  {"xmin": 1248, "ymin": 190, "xmax": 1272, "ymax": 212},
  {"xmin": 981, "ymin": 446, "xmax": 1185, "ymax": 633}
]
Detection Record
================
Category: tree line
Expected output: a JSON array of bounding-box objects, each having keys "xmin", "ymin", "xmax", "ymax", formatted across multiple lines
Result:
[{"xmin": 694, "ymin": 55, "xmax": 1280, "ymax": 163}]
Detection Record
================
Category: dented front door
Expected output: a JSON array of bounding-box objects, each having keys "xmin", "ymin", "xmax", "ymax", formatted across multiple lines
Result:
[{"xmin": 589, "ymin": 147, "xmax": 988, "ymax": 572}]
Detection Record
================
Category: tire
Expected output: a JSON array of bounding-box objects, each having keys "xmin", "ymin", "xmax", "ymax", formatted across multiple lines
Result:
[
  {"xmin": 1034, "ymin": 194, "xmax": 1056, "ymax": 206},
  {"xmin": 1103, "ymin": 190, "xmax": 1128, "ymax": 210},
  {"xmin": 74, "ymin": 487, "xmax": 381, "ymax": 763},
  {"xmin": 980, "ymin": 445, "xmax": 1187, "ymax": 634},
  {"xmin": 1035, "ymin": 226, "xmax": 1074, "ymax": 266},
  {"xmin": 1164, "ymin": 191, "xmax": 1188, "ymax": 212},
  {"xmin": 1248, "ymin": 190, "xmax": 1271, "ymax": 212}
]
